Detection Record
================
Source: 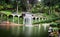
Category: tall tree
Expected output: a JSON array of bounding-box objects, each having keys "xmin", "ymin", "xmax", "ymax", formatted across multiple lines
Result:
[
  {"xmin": 42, "ymin": 0, "xmax": 60, "ymax": 14},
  {"xmin": 9, "ymin": 0, "xmax": 21, "ymax": 13}
]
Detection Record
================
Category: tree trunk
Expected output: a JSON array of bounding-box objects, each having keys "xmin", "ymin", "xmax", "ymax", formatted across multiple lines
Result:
[
  {"xmin": 49, "ymin": 7, "xmax": 51, "ymax": 15},
  {"xmin": 27, "ymin": 0, "xmax": 30, "ymax": 12},
  {"xmin": 17, "ymin": 3, "xmax": 18, "ymax": 14}
]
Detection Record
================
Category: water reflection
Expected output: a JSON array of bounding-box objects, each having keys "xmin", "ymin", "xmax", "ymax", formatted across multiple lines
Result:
[
  {"xmin": 24, "ymin": 27, "xmax": 32, "ymax": 37},
  {"xmin": 11, "ymin": 26, "xmax": 20, "ymax": 36},
  {"xmin": 10, "ymin": 25, "xmax": 48, "ymax": 37},
  {"xmin": 42, "ymin": 24, "xmax": 50, "ymax": 31}
]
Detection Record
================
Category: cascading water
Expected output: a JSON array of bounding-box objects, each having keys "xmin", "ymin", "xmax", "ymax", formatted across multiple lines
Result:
[{"xmin": 23, "ymin": 13, "xmax": 33, "ymax": 26}]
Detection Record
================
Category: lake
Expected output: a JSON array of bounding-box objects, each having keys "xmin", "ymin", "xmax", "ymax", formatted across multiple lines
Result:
[{"xmin": 0, "ymin": 25, "xmax": 49, "ymax": 37}]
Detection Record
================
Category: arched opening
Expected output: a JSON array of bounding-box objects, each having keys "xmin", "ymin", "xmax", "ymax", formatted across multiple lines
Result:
[
  {"xmin": 9, "ymin": 15, "xmax": 13, "ymax": 22},
  {"xmin": 3, "ymin": 14, "xmax": 7, "ymax": 21}
]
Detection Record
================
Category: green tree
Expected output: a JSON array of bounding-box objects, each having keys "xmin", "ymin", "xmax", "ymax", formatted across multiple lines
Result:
[
  {"xmin": 30, "ymin": 2, "xmax": 44, "ymax": 13},
  {"xmin": 42, "ymin": 0, "xmax": 60, "ymax": 14},
  {"xmin": 9, "ymin": 0, "xmax": 21, "ymax": 13}
]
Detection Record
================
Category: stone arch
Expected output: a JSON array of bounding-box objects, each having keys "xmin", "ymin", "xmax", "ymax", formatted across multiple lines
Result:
[
  {"xmin": 9, "ymin": 15, "xmax": 13, "ymax": 18},
  {"xmin": 37, "ymin": 18, "xmax": 39, "ymax": 20},
  {"xmin": 2, "ymin": 14, "xmax": 7, "ymax": 21},
  {"xmin": 33, "ymin": 17, "xmax": 35, "ymax": 20}
]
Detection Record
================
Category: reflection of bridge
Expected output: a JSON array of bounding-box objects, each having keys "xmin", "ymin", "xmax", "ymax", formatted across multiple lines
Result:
[{"xmin": 0, "ymin": 20, "xmax": 50, "ymax": 30}]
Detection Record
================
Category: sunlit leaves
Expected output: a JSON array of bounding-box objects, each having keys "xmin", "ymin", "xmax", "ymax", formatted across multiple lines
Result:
[{"xmin": 0, "ymin": 5, "xmax": 4, "ymax": 10}]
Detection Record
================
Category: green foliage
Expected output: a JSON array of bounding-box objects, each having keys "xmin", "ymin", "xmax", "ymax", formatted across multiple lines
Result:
[
  {"xmin": 5, "ymin": 4, "xmax": 13, "ymax": 8},
  {"xmin": 33, "ymin": 17, "xmax": 60, "ymax": 24},
  {"xmin": 0, "ymin": 0, "xmax": 60, "ymax": 25},
  {"xmin": 0, "ymin": 10, "xmax": 12, "ymax": 16},
  {"xmin": 42, "ymin": 0, "xmax": 60, "ymax": 6},
  {"xmin": 0, "ymin": 5, "xmax": 4, "ymax": 10},
  {"xmin": 9, "ymin": 17, "xmax": 23, "ymax": 24},
  {"xmin": 30, "ymin": 3, "xmax": 44, "ymax": 13},
  {"xmin": 50, "ymin": 22, "xmax": 57, "ymax": 27},
  {"xmin": 41, "ymin": 0, "xmax": 60, "ymax": 15}
]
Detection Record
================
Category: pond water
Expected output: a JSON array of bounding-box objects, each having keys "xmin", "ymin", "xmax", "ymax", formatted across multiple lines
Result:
[{"xmin": 0, "ymin": 25, "xmax": 49, "ymax": 37}]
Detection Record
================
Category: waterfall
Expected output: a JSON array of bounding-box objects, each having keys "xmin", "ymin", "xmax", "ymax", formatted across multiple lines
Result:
[{"xmin": 23, "ymin": 13, "xmax": 33, "ymax": 26}]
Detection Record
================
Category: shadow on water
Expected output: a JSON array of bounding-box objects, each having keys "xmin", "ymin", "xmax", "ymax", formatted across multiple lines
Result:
[{"xmin": 0, "ymin": 25, "xmax": 48, "ymax": 37}]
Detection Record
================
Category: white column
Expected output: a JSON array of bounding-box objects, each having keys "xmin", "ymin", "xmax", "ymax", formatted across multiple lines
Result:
[
  {"xmin": 23, "ymin": 17, "xmax": 25, "ymax": 25},
  {"xmin": 35, "ymin": 17, "xmax": 37, "ymax": 22},
  {"xmin": 42, "ymin": 18, "xmax": 43, "ymax": 20},
  {"xmin": 18, "ymin": 15, "xmax": 20, "ymax": 24},
  {"xmin": 13, "ymin": 15, "xmax": 15, "ymax": 23},
  {"xmin": 18, "ymin": 16, "xmax": 19, "ymax": 24},
  {"xmin": 39, "ymin": 18, "xmax": 40, "ymax": 22}
]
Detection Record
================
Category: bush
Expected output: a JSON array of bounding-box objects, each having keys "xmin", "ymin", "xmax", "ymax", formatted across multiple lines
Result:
[
  {"xmin": 0, "ymin": 5, "xmax": 4, "ymax": 10},
  {"xmin": 33, "ymin": 17, "xmax": 60, "ymax": 24}
]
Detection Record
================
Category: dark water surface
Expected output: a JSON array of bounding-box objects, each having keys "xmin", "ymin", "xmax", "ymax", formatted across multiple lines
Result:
[{"xmin": 0, "ymin": 26, "xmax": 48, "ymax": 37}]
